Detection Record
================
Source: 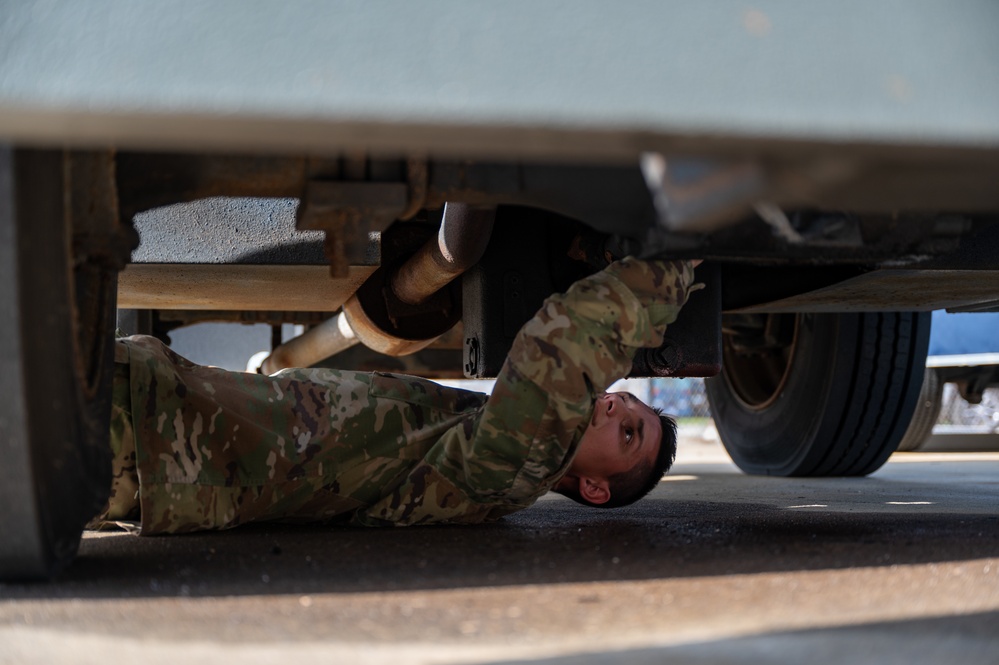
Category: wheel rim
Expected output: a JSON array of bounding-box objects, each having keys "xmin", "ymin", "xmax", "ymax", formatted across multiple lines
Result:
[
  {"xmin": 720, "ymin": 313, "xmax": 800, "ymax": 411},
  {"xmin": 73, "ymin": 264, "xmax": 116, "ymax": 401},
  {"xmin": 68, "ymin": 150, "xmax": 122, "ymax": 403}
]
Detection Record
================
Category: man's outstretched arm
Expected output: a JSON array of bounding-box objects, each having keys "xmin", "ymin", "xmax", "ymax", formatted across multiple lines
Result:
[
  {"xmin": 357, "ymin": 258, "xmax": 701, "ymax": 525},
  {"xmin": 504, "ymin": 257, "xmax": 701, "ymax": 400}
]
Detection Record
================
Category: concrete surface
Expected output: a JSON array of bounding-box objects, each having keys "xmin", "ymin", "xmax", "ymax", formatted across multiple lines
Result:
[{"xmin": 1, "ymin": 435, "xmax": 997, "ymax": 665}]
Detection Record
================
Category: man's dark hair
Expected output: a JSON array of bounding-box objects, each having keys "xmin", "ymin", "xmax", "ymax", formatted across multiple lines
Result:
[{"xmin": 560, "ymin": 408, "xmax": 678, "ymax": 509}]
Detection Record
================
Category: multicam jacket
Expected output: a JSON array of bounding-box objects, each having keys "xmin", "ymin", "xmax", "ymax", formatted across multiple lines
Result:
[{"xmin": 94, "ymin": 258, "xmax": 698, "ymax": 534}]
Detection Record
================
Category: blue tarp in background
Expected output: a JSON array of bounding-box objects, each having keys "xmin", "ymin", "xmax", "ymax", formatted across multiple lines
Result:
[{"xmin": 929, "ymin": 311, "xmax": 999, "ymax": 356}]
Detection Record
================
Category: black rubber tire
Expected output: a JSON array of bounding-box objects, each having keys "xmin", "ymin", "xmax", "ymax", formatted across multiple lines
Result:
[
  {"xmin": 706, "ymin": 311, "xmax": 931, "ymax": 477},
  {"xmin": 895, "ymin": 367, "xmax": 944, "ymax": 452},
  {"xmin": 0, "ymin": 149, "xmax": 116, "ymax": 579}
]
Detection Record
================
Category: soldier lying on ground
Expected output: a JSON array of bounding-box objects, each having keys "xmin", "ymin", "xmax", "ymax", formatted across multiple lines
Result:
[{"xmin": 89, "ymin": 257, "xmax": 701, "ymax": 533}]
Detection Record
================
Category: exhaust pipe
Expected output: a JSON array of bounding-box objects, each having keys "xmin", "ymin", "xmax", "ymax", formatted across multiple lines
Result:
[
  {"xmin": 390, "ymin": 204, "xmax": 496, "ymax": 306},
  {"xmin": 260, "ymin": 311, "xmax": 358, "ymax": 375},
  {"xmin": 261, "ymin": 203, "xmax": 494, "ymax": 373}
]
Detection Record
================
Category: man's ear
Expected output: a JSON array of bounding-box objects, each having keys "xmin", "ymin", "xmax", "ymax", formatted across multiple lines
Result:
[{"xmin": 579, "ymin": 476, "xmax": 611, "ymax": 505}]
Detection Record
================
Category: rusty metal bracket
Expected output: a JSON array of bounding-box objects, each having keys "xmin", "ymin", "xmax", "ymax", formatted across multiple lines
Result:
[
  {"xmin": 399, "ymin": 158, "xmax": 428, "ymax": 221},
  {"xmin": 295, "ymin": 181, "xmax": 407, "ymax": 277}
]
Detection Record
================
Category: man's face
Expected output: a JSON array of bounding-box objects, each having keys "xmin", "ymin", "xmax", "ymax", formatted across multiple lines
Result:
[{"xmin": 573, "ymin": 392, "xmax": 662, "ymax": 479}]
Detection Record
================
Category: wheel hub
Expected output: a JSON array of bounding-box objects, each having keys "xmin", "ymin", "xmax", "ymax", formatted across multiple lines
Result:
[{"xmin": 720, "ymin": 313, "xmax": 799, "ymax": 410}]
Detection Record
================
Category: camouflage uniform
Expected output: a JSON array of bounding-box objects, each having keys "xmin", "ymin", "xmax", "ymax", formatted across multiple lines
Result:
[{"xmin": 91, "ymin": 258, "xmax": 698, "ymax": 534}]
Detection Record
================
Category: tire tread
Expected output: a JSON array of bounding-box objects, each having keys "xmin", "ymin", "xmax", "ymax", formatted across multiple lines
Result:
[{"xmin": 707, "ymin": 310, "xmax": 931, "ymax": 478}]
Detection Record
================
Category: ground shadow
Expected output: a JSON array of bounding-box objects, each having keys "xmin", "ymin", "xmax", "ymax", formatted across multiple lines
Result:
[{"xmin": 3, "ymin": 472, "xmax": 996, "ymax": 599}]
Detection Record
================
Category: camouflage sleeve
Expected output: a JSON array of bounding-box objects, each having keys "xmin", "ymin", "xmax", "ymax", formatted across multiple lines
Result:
[
  {"xmin": 507, "ymin": 257, "xmax": 702, "ymax": 391},
  {"xmin": 355, "ymin": 258, "xmax": 700, "ymax": 525}
]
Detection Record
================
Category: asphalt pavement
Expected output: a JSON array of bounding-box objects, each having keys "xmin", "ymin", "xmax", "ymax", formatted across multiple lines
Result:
[{"xmin": 2, "ymin": 432, "xmax": 997, "ymax": 665}]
